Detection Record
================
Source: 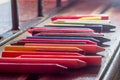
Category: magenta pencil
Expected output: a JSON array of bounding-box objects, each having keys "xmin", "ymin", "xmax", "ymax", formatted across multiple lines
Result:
[{"xmin": 21, "ymin": 38, "xmax": 97, "ymax": 45}]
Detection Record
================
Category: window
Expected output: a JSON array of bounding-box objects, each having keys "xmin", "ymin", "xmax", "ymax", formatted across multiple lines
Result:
[
  {"xmin": 0, "ymin": 0, "xmax": 12, "ymax": 35},
  {"xmin": 18, "ymin": 0, "xmax": 38, "ymax": 24}
]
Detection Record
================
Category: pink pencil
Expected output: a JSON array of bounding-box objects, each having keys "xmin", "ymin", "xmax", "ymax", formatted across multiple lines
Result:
[{"xmin": 21, "ymin": 38, "xmax": 97, "ymax": 45}]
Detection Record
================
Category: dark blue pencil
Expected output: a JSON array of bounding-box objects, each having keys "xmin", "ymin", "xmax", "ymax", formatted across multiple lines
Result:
[{"xmin": 27, "ymin": 36, "xmax": 100, "ymax": 44}]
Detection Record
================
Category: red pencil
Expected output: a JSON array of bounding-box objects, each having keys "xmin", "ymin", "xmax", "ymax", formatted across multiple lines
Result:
[
  {"xmin": 0, "ymin": 63, "xmax": 67, "ymax": 73},
  {"xmin": 2, "ymin": 51, "xmax": 83, "ymax": 57},
  {"xmin": 0, "ymin": 58, "xmax": 87, "ymax": 69},
  {"xmin": 28, "ymin": 27, "xmax": 94, "ymax": 34},
  {"xmin": 20, "ymin": 55, "xmax": 102, "ymax": 66}
]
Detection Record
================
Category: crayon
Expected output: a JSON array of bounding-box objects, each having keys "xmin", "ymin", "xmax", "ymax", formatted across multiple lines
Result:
[
  {"xmin": 26, "ymin": 36, "xmax": 100, "ymax": 44},
  {"xmin": 20, "ymin": 55, "xmax": 102, "ymax": 66},
  {"xmin": 52, "ymin": 20, "xmax": 115, "ymax": 30},
  {"xmin": 34, "ymin": 32, "xmax": 104, "ymax": 37},
  {"xmin": 4, "ymin": 45, "xmax": 84, "ymax": 53},
  {"xmin": 32, "ymin": 35, "xmax": 110, "ymax": 43},
  {"xmin": 45, "ymin": 24, "xmax": 103, "ymax": 33},
  {"xmin": 53, "ymin": 19, "xmax": 110, "ymax": 24},
  {"xmin": 27, "ymin": 35, "xmax": 110, "ymax": 43},
  {"xmin": 25, "ymin": 43, "xmax": 105, "ymax": 54},
  {"xmin": 79, "ymin": 17, "xmax": 108, "ymax": 20},
  {"xmin": 32, "ymin": 31, "xmax": 92, "ymax": 36},
  {"xmin": 10, "ymin": 40, "xmax": 96, "ymax": 46},
  {"xmin": 0, "ymin": 58, "xmax": 87, "ymax": 69},
  {"xmin": 51, "ymin": 15, "xmax": 109, "ymax": 21},
  {"xmin": 52, "ymin": 17, "xmax": 108, "ymax": 21},
  {"xmin": 45, "ymin": 23, "xmax": 115, "ymax": 32},
  {"xmin": 21, "ymin": 38, "xmax": 97, "ymax": 45},
  {"xmin": 2, "ymin": 51, "xmax": 83, "ymax": 57},
  {"xmin": 0, "ymin": 63, "xmax": 67, "ymax": 73},
  {"xmin": 28, "ymin": 27, "xmax": 94, "ymax": 34}
]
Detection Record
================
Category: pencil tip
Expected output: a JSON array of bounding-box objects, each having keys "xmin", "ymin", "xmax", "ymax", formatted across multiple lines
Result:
[
  {"xmin": 28, "ymin": 29, "xmax": 32, "ymax": 33},
  {"xmin": 97, "ymin": 46, "xmax": 105, "ymax": 52}
]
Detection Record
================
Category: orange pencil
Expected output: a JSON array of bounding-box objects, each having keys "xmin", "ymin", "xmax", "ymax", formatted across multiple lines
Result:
[
  {"xmin": 4, "ymin": 45, "xmax": 84, "ymax": 53},
  {"xmin": 2, "ymin": 51, "xmax": 83, "ymax": 57},
  {"xmin": 20, "ymin": 55, "xmax": 102, "ymax": 66},
  {"xmin": 25, "ymin": 43, "xmax": 105, "ymax": 54}
]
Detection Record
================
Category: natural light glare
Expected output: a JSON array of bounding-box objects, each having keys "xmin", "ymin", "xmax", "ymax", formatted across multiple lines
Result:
[{"xmin": 0, "ymin": 0, "xmax": 9, "ymax": 4}]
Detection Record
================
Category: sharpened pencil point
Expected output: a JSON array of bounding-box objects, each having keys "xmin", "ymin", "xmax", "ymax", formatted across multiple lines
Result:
[{"xmin": 97, "ymin": 46, "xmax": 105, "ymax": 52}]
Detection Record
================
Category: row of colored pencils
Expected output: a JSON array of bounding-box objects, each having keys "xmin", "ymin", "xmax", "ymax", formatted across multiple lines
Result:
[{"xmin": 0, "ymin": 15, "xmax": 115, "ymax": 73}]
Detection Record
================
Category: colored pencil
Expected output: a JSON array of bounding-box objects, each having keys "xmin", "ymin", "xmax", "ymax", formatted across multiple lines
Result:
[
  {"xmin": 21, "ymin": 38, "xmax": 97, "ymax": 45},
  {"xmin": 51, "ymin": 15, "xmax": 109, "ymax": 21},
  {"xmin": 53, "ymin": 19, "xmax": 110, "ymax": 24},
  {"xmin": 34, "ymin": 32, "xmax": 104, "ymax": 37},
  {"xmin": 28, "ymin": 27, "xmax": 94, "ymax": 34},
  {"xmin": 45, "ymin": 24, "xmax": 103, "ymax": 33},
  {"xmin": 20, "ymin": 55, "xmax": 101, "ymax": 66},
  {"xmin": 0, "ymin": 63, "xmax": 67, "ymax": 73},
  {"xmin": 52, "ymin": 17, "xmax": 108, "ymax": 21},
  {"xmin": 25, "ymin": 43, "xmax": 105, "ymax": 54},
  {"xmin": 45, "ymin": 23, "xmax": 115, "ymax": 32},
  {"xmin": 52, "ymin": 20, "xmax": 115, "ymax": 30},
  {"xmin": 26, "ymin": 36, "xmax": 100, "ymax": 44},
  {"xmin": 2, "ymin": 51, "xmax": 82, "ymax": 57},
  {"xmin": 33, "ymin": 35, "xmax": 109, "ymax": 43},
  {"xmin": 0, "ymin": 58, "xmax": 87, "ymax": 69},
  {"xmin": 10, "ymin": 40, "xmax": 96, "ymax": 47},
  {"xmin": 79, "ymin": 17, "xmax": 108, "ymax": 20},
  {"xmin": 27, "ymin": 35, "xmax": 109, "ymax": 43},
  {"xmin": 4, "ymin": 45, "xmax": 84, "ymax": 53}
]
